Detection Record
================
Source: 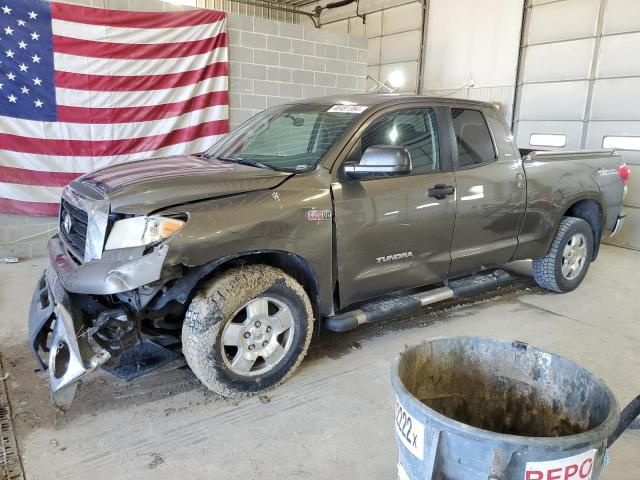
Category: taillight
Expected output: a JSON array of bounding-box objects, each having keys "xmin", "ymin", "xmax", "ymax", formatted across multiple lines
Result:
[{"xmin": 618, "ymin": 164, "xmax": 631, "ymax": 185}]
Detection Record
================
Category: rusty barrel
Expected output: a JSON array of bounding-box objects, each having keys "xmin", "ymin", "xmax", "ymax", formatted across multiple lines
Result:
[{"xmin": 391, "ymin": 337, "xmax": 619, "ymax": 480}]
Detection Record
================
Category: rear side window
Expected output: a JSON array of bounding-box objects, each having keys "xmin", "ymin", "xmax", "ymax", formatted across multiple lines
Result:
[
  {"xmin": 358, "ymin": 108, "xmax": 440, "ymax": 174},
  {"xmin": 451, "ymin": 109, "xmax": 496, "ymax": 168}
]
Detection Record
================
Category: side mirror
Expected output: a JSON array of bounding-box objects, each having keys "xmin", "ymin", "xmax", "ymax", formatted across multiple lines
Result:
[{"xmin": 344, "ymin": 146, "xmax": 412, "ymax": 178}]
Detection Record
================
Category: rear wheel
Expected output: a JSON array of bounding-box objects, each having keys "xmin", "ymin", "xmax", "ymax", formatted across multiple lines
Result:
[
  {"xmin": 532, "ymin": 216, "xmax": 594, "ymax": 293},
  {"xmin": 182, "ymin": 265, "xmax": 314, "ymax": 397}
]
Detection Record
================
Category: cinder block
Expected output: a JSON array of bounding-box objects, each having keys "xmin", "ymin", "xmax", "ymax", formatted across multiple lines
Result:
[
  {"xmin": 253, "ymin": 18, "xmax": 279, "ymax": 36},
  {"xmin": 241, "ymin": 31, "xmax": 267, "ymax": 49},
  {"xmin": 229, "ymin": 62, "xmax": 241, "ymax": 78},
  {"xmin": 348, "ymin": 34, "xmax": 368, "ymax": 50},
  {"xmin": 302, "ymin": 85, "xmax": 326, "ymax": 98},
  {"xmin": 347, "ymin": 62, "xmax": 367, "ymax": 77},
  {"xmin": 336, "ymin": 75, "xmax": 357, "ymax": 89},
  {"xmin": 253, "ymin": 49, "xmax": 279, "ymax": 66},
  {"xmin": 292, "ymin": 69, "xmax": 315, "ymax": 85},
  {"xmin": 325, "ymin": 59, "xmax": 347, "ymax": 74},
  {"xmin": 292, "ymin": 40, "xmax": 315, "ymax": 56},
  {"xmin": 26, "ymin": 215, "xmax": 57, "ymax": 225},
  {"xmin": 228, "ymin": 14, "xmax": 254, "ymax": 32},
  {"xmin": 326, "ymin": 30, "xmax": 348, "ymax": 46},
  {"xmin": 303, "ymin": 56, "xmax": 326, "ymax": 72},
  {"xmin": 254, "ymin": 80, "xmax": 280, "ymax": 96},
  {"xmin": 30, "ymin": 240, "xmax": 49, "ymax": 258},
  {"xmin": 230, "ymin": 93, "xmax": 242, "ymax": 108},
  {"xmin": 7, "ymin": 224, "xmax": 55, "ymax": 243},
  {"xmin": 0, "ymin": 214, "xmax": 28, "ymax": 226},
  {"xmin": 355, "ymin": 76, "xmax": 367, "ymax": 91},
  {"xmin": 325, "ymin": 87, "xmax": 347, "ymax": 96},
  {"xmin": 267, "ymin": 97, "xmax": 294, "ymax": 108},
  {"xmin": 230, "ymin": 77, "xmax": 253, "ymax": 94},
  {"xmin": 230, "ymin": 46, "xmax": 253, "ymax": 63},
  {"xmin": 358, "ymin": 49, "xmax": 367, "ymax": 63},
  {"xmin": 280, "ymin": 83, "xmax": 302, "ymax": 98},
  {"xmin": 315, "ymin": 44, "xmax": 337, "ymax": 59},
  {"xmin": 241, "ymin": 94, "xmax": 267, "ymax": 110},
  {"xmin": 304, "ymin": 26, "xmax": 326, "ymax": 43},
  {"xmin": 230, "ymin": 108, "xmax": 254, "ymax": 125},
  {"xmin": 315, "ymin": 72, "xmax": 337, "ymax": 88},
  {"xmin": 337, "ymin": 46, "xmax": 358, "ymax": 62},
  {"xmin": 267, "ymin": 36, "xmax": 292, "ymax": 53},
  {"xmin": 280, "ymin": 23, "xmax": 304, "ymax": 39},
  {"xmin": 228, "ymin": 28, "xmax": 242, "ymax": 47},
  {"xmin": 0, "ymin": 243, "xmax": 30, "ymax": 259},
  {"xmin": 242, "ymin": 63, "xmax": 267, "ymax": 80},
  {"xmin": 280, "ymin": 53, "xmax": 304, "ymax": 69},
  {"xmin": 267, "ymin": 67, "xmax": 291, "ymax": 83}
]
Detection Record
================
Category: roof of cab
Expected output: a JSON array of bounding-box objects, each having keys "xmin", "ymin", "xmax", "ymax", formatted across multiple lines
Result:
[{"xmin": 286, "ymin": 93, "xmax": 497, "ymax": 110}]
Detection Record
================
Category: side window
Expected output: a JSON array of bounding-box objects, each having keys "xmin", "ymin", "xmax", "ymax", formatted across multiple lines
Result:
[
  {"xmin": 357, "ymin": 108, "xmax": 440, "ymax": 174},
  {"xmin": 451, "ymin": 109, "xmax": 496, "ymax": 168}
]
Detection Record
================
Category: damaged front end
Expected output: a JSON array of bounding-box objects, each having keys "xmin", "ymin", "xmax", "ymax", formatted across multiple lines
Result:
[{"xmin": 29, "ymin": 265, "xmax": 140, "ymax": 408}]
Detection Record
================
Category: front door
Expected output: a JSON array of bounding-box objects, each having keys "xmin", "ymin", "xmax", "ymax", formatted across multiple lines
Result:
[{"xmin": 332, "ymin": 106, "xmax": 457, "ymax": 307}]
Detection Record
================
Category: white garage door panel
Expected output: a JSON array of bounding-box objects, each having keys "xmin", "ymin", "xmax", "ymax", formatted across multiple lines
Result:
[
  {"xmin": 380, "ymin": 61, "xmax": 418, "ymax": 92},
  {"xmin": 381, "ymin": 30, "xmax": 421, "ymax": 64},
  {"xmin": 514, "ymin": 120, "xmax": 584, "ymax": 150},
  {"xmin": 368, "ymin": 37, "xmax": 381, "ymax": 65},
  {"xmin": 597, "ymin": 33, "xmax": 640, "ymax": 78},
  {"xmin": 527, "ymin": 0, "xmax": 600, "ymax": 45},
  {"xmin": 518, "ymin": 81, "xmax": 589, "ymax": 121},
  {"xmin": 365, "ymin": 11, "xmax": 382, "ymax": 38},
  {"xmin": 603, "ymin": 0, "xmax": 640, "ymax": 34},
  {"xmin": 522, "ymin": 38, "xmax": 595, "ymax": 83},
  {"xmin": 382, "ymin": 2, "xmax": 422, "ymax": 36},
  {"xmin": 584, "ymin": 120, "xmax": 640, "ymax": 162},
  {"xmin": 590, "ymin": 78, "xmax": 640, "ymax": 121}
]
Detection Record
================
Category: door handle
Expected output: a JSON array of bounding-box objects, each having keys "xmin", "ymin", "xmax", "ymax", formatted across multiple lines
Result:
[{"xmin": 428, "ymin": 184, "xmax": 455, "ymax": 200}]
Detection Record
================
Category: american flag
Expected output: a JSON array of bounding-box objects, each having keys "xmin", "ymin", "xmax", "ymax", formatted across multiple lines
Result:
[{"xmin": 0, "ymin": 0, "xmax": 229, "ymax": 216}]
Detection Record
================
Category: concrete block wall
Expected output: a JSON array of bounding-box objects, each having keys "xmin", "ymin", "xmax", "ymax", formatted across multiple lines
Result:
[{"xmin": 227, "ymin": 14, "xmax": 368, "ymax": 128}]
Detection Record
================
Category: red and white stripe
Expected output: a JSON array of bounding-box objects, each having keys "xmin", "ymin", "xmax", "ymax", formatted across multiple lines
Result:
[{"xmin": 0, "ymin": 3, "xmax": 229, "ymax": 216}]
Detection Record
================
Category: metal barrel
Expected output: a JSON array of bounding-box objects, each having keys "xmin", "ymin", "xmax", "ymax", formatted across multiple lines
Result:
[{"xmin": 391, "ymin": 337, "xmax": 620, "ymax": 480}]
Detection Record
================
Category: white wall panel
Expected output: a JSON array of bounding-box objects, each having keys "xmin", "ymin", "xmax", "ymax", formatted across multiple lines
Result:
[
  {"xmin": 518, "ymin": 81, "xmax": 589, "ymax": 121},
  {"xmin": 603, "ymin": 0, "xmax": 640, "ymax": 34},
  {"xmin": 514, "ymin": 120, "xmax": 584, "ymax": 150},
  {"xmin": 585, "ymin": 120, "xmax": 640, "ymax": 163},
  {"xmin": 598, "ymin": 32, "xmax": 640, "ymax": 78},
  {"xmin": 424, "ymin": 0, "xmax": 523, "ymax": 90},
  {"xmin": 380, "ymin": 30, "xmax": 421, "ymax": 64},
  {"xmin": 368, "ymin": 37, "xmax": 381, "ymax": 65},
  {"xmin": 590, "ymin": 78, "xmax": 640, "ymax": 121},
  {"xmin": 380, "ymin": 61, "xmax": 418, "ymax": 92},
  {"xmin": 527, "ymin": 0, "xmax": 600, "ymax": 44},
  {"xmin": 382, "ymin": 2, "xmax": 422, "ymax": 35},
  {"xmin": 522, "ymin": 38, "xmax": 595, "ymax": 82}
]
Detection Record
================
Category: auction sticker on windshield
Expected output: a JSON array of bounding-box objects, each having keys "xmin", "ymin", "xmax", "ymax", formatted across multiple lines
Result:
[
  {"xmin": 327, "ymin": 105, "xmax": 368, "ymax": 113},
  {"xmin": 524, "ymin": 449, "xmax": 597, "ymax": 480},
  {"xmin": 395, "ymin": 396, "xmax": 425, "ymax": 460}
]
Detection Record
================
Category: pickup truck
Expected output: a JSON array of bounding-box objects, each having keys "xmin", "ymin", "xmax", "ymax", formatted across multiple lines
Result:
[{"xmin": 29, "ymin": 95, "xmax": 630, "ymax": 405}]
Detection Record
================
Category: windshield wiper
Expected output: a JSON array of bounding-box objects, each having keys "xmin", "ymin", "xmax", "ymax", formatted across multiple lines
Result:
[{"xmin": 215, "ymin": 156, "xmax": 273, "ymax": 170}]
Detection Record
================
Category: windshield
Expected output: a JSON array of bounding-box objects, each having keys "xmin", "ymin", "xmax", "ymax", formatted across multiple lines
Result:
[{"xmin": 204, "ymin": 103, "xmax": 365, "ymax": 172}]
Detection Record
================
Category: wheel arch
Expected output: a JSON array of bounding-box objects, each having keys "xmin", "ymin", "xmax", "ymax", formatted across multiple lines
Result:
[
  {"xmin": 167, "ymin": 250, "xmax": 323, "ymax": 322},
  {"xmin": 561, "ymin": 198, "xmax": 603, "ymax": 260}
]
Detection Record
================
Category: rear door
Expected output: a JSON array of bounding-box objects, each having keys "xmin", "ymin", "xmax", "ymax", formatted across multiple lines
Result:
[
  {"xmin": 332, "ymin": 106, "xmax": 457, "ymax": 306},
  {"xmin": 447, "ymin": 106, "xmax": 526, "ymax": 276}
]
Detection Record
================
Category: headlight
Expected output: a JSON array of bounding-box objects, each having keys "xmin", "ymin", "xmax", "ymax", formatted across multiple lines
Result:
[{"xmin": 104, "ymin": 216, "xmax": 185, "ymax": 250}]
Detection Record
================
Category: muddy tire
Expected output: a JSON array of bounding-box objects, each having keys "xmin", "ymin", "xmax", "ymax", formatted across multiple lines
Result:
[
  {"xmin": 532, "ymin": 216, "xmax": 594, "ymax": 293},
  {"xmin": 182, "ymin": 265, "xmax": 314, "ymax": 397}
]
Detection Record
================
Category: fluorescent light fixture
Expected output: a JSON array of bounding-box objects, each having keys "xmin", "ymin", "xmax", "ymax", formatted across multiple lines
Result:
[
  {"xmin": 530, "ymin": 133, "xmax": 566, "ymax": 148},
  {"xmin": 603, "ymin": 136, "xmax": 640, "ymax": 151},
  {"xmin": 387, "ymin": 70, "xmax": 405, "ymax": 90}
]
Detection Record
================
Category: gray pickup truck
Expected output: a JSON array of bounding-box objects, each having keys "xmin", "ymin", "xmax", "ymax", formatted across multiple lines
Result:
[{"xmin": 29, "ymin": 95, "xmax": 629, "ymax": 405}]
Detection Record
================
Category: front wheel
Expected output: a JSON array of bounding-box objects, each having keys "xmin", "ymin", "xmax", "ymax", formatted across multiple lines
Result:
[
  {"xmin": 182, "ymin": 265, "xmax": 314, "ymax": 398},
  {"xmin": 532, "ymin": 216, "xmax": 594, "ymax": 293}
]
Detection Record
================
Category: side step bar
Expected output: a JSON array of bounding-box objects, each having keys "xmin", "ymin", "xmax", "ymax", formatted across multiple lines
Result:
[{"xmin": 323, "ymin": 270, "xmax": 511, "ymax": 333}]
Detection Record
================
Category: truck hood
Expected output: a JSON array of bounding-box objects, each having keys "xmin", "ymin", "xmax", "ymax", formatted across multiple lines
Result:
[{"xmin": 71, "ymin": 155, "xmax": 292, "ymax": 214}]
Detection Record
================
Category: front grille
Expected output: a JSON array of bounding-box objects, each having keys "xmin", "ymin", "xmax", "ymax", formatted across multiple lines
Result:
[{"xmin": 59, "ymin": 198, "xmax": 88, "ymax": 260}]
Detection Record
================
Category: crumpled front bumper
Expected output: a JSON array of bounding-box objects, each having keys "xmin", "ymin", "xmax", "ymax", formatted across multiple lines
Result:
[
  {"xmin": 28, "ymin": 235, "xmax": 169, "ymax": 407},
  {"xmin": 28, "ymin": 267, "xmax": 111, "ymax": 408}
]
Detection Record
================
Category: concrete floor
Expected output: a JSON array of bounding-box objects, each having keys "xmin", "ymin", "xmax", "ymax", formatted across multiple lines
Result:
[{"xmin": 1, "ymin": 244, "xmax": 638, "ymax": 480}]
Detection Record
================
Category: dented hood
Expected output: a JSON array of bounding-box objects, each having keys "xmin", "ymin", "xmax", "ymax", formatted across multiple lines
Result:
[{"xmin": 71, "ymin": 155, "xmax": 292, "ymax": 214}]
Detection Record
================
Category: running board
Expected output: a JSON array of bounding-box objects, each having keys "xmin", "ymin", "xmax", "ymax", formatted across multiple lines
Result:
[{"xmin": 323, "ymin": 270, "xmax": 511, "ymax": 333}]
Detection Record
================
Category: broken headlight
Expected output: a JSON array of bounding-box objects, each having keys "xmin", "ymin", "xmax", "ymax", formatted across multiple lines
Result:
[{"xmin": 104, "ymin": 215, "xmax": 185, "ymax": 250}]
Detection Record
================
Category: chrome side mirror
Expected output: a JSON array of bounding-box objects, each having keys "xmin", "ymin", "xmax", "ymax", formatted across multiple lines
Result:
[{"xmin": 344, "ymin": 146, "xmax": 412, "ymax": 178}]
